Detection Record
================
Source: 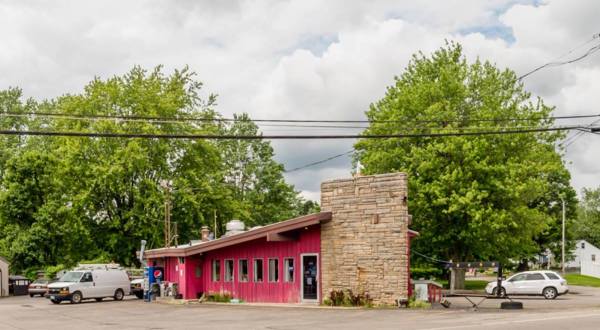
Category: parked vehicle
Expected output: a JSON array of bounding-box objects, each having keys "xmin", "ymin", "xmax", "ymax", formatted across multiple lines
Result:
[
  {"xmin": 46, "ymin": 264, "xmax": 130, "ymax": 304},
  {"xmin": 485, "ymin": 271, "xmax": 568, "ymax": 299},
  {"xmin": 28, "ymin": 278, "xmax": 55, "ymax": 297},
  {"xmin": 130, "ymin": 278, "xmax": 144, "ymax": 299}
]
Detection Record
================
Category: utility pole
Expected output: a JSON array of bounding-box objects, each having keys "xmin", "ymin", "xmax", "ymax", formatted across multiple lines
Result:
[
  {"xmin": 561, "ymin": 196, "xmax": 566, "ymax": 274},
  {"xmin": 161, "ymin": 180, "xmax": 172, "ymax": 248}
]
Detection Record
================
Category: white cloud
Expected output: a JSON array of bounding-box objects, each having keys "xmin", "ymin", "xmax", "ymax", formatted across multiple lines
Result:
[{"xmin": 0, "ymin": 0, "xmax": 599, "ymax": 200}]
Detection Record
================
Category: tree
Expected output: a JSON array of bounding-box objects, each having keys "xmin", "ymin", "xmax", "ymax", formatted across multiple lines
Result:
[
  {"xmin": 0, "ymin": 66, "xmax": 317, "ymax": 273},
  {"xmin": 573, "ymin": 188, "xmax": 600, "ymax": 247},
  {"xmin": 218, "ymin": 113, "xmax": 306, "ymax": 228},
  {"xmin": 355, "ymin": 42, "xmax": 576, "ymax": 267}
]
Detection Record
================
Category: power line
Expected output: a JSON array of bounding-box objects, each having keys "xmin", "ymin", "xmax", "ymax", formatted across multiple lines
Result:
[
  {"xmin": 284, "ymin": 150, "xmax": 354, "ymax": 173},
  {"xmin": 411, "ymin": 249, "xmax": 451, "ymax": 264},
  {"xmin": 0, "ymin": 125, "xmax": 586, "ymax": 140},
  {"xmin": 1, "ymin": 111, "xmax": 599, "ymax": 125},
  {"xmin": 518, "ymin": 33, "xmax": 600, "ymax": 80}
]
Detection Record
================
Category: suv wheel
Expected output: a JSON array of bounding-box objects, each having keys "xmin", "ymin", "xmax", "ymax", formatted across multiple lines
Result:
[
  {"xmin": 543, "ymin": 287, "xmax": 558, "ymax": 300},
  {"xmin": 492, "ymin": 287, "xmax": 506, "ymax": 297}
]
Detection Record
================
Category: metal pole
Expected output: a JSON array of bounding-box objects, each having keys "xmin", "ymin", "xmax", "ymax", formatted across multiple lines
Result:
[{"xmin": 561, "ymin": 197, "xmax": 566, "ymax": 274}]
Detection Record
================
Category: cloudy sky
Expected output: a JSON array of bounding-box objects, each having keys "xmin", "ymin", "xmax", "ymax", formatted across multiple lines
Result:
[{"xmin": 0, "ymin": 0, "xmax": 599, "ymax": 201}]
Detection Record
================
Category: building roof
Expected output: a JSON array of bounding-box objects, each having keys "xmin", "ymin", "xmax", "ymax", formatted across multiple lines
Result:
[{"xmin": 144, "ymin": 212, "xmax": 333, "ymax": 259}]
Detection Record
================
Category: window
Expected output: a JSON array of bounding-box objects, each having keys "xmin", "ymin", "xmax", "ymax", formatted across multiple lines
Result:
[
  {"xmin": 545, "ymin": 272, "xmax": 560, "ymax": 280},
  {"xmin": 81, "ymin": 272, "xmax": 93, "ymax": 282},
  {"xmin": 592, "ymin": 254, "xmax": 596, "ymax": 262},
  {"xmin": 526, "ymin": 273, "xmax": 545, "ymax": 281},
  {"xmin": 268, "ymin": 258, "xmax": 279, "ymax": 282},
  {"xmin": 582, "ymin": 242, "xmax": 586, "ymax": 249},
  {"xmin": 254, "ymin": 259, "xmax": 263, "ymax": 282},
  {"xmin": 509, "ymin": 274, "xmax": 527, "ymax": 282},
  {"xmin": 212, "ymin": 260, "xmax": 220, "ymax": 281},
  {"xmin": 195, "ymin": 265, "xmax": 202, "ymax": 278},
  {"xmin": 284, "ymin": 258, "xmax": 294, "ymax": 282},
  {"xmin": 239, "ymin": 259, "xmax": 249, "ymax": 282},
  {"xmin": 224, "ymin": 259, "xmax": 234, "ymax": 282}
]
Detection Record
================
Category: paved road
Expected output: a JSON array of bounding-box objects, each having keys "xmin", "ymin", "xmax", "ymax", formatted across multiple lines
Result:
[{"xmin": 1, "ymin": 290, "xmax": 600, "ymax": 330}]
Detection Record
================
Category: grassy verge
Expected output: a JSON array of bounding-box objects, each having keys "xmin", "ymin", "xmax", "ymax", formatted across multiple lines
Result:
[
  {"xmin": 435, "ymin": 279, "xmax": 489, "ymax": 290},
  {"xmin": 564, "ymin": 274, "xmax": 600, "ymax": 287}
]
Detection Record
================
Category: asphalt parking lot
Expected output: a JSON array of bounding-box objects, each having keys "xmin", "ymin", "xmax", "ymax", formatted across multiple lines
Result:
[{"xmin": 2, "ymin": 287, "xmax": 600, "ymax": 330}]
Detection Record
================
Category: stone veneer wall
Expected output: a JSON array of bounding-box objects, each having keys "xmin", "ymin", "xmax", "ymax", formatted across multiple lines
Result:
[{"xmin": 320, "ymin": 173, "xmax": 410, "ymax": 305}]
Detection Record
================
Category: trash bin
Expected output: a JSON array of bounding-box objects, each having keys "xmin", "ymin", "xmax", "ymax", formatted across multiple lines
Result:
[{"xmin": 413, "ymin": 280, "xmax": 443, "ymax": 303}]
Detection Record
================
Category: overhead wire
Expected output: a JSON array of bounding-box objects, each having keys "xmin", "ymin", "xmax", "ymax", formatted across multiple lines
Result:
[
  {"xmin": 1, "ymin": 111, "xmax": 600, "ymax": 125},
  {"xmin": 0, "ymin": 124, "xmax": 587, "ymax": 140},
  {"xmin": 518, "ymin": 33, "xmax": 600, "ymax": 80},
  {"xmin": 284, "ymin": 150, "xmax": 354, "ymax": 173}
]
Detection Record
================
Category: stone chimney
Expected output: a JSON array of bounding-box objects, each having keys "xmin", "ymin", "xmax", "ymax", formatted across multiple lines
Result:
[
  {"xmin": 320, "ymin": 172, "xmax": 410, "ymax": 305},
  {"xmin": 200, "ymin": 226, "xmax": 210, "ymax": 242}
]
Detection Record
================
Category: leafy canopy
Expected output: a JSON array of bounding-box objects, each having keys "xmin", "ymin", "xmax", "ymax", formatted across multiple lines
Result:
[{"xmin": 355, "ymin": 42, "xmax": 576, "ymax": 264}]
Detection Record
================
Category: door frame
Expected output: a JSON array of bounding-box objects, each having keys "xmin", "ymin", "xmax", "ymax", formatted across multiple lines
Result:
[{"xmin": 300, "ymin": 253, "xmax": 319, "ymax": 303}]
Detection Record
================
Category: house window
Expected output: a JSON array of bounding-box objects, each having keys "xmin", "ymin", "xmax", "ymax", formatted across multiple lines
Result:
[
  {"xmin": 592, "ymin": 255, "xmax": 596, "ymax": 262},
  {"xmin": 254, "ymin": 259, "xmax": 263, "ymax": 282},
  {"xmin": 284, "ymin": 258, "xmax": 294, "ymax": 282},
  {"xmin": 268, "ymin": 258, "xmax": 279, "ymax": 282},
  {"xmin": 238, "ymin": 259, "xmax": 248, "ymax": 282},
  {"xmin": 582, "ymin": 242, "xmax": 586, "ymax": 249},
  {"xmin": 212, "ymin": 260, "xmax": 220, "ymax": 281},
  {"xmin": 224, "ymin": 259, "xmax": 234, "ymax": 282}
]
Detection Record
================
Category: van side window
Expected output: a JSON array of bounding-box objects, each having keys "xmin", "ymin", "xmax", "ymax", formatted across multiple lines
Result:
[{"xmin": 81, "ymin": 272, "xmax": 93, "ymax": 282}]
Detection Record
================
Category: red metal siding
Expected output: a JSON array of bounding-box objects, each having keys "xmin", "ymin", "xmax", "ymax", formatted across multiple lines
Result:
[{"xmin": 185, "ymin": 225, "xmax": 321, "ymax": 303}]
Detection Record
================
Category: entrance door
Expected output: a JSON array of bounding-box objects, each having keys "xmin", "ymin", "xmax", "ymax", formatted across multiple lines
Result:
[{"xmin": 301, "ymin": 254, "xmax": 318, "ymax": 302}]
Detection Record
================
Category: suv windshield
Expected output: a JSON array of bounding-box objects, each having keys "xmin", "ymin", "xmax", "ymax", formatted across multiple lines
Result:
[{"xmin": 59, "ymin": 271, "xmax": 83, "ymax": 282}]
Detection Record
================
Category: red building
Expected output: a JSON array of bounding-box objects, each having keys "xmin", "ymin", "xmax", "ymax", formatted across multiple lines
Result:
[{"xmin": 144, "ymin": 173, "xmax": 417, "ymax": 305}]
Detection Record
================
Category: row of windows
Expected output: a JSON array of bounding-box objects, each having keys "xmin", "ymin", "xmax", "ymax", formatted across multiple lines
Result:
[{"xmin": 212, "ymin": 258, "xmax": 294, "ymax": 283}]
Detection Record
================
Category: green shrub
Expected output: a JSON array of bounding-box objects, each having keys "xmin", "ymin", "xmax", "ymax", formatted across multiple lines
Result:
[
  {"xmin": 45, "ymin": 264, "xmax": 68, "ymax": 279},
  {"xmin": 411, "ymin": 266, "xmax": 443, "ymax": 280},
  {"xmin": 408, "ymin": 299, "xmax": 431, "ymax": 309},
  {"xmin": 326, "ymin": 289, "xmax": 372, "ymax": 307},
  {"xmin": 207, "ymin": 292, "xmax": 232, "ymax": 303}
]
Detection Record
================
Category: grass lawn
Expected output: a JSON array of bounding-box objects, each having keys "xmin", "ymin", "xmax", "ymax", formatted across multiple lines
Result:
[
  {"xmin": 435, "ymin": 279, "xmax": 489, "ymax": 291},
  {"xmin": 564, "ymin": 274, "xmax": 600, "ymax": 287}
]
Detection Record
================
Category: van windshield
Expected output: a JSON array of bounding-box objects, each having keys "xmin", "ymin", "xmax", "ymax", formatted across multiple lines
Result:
[{"xmin": 59, "ymin": 271, "xmax": 83, "ymax": 282}]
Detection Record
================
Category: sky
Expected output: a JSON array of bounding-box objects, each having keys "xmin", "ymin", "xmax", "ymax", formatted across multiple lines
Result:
[{"xmin": 0, "ymin": 0, "xmax": 599, "ymax": 201}]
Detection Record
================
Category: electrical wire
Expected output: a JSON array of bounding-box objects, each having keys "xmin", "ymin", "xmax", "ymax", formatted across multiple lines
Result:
[
  {"xmin": 0, "ymin": 125, "xmax": 586, "ymax": 140},
  {"xmin": 284, "ymin": 150, "xmax": 354, "ymax": 173},
  {"xmin": 1, "ymin": 111, "xmax": 599, "ymax": 125},
  {"xmin": 518, "ymin": 34, "xmax": 600, "ymax": 80},
  {"xmin": 411, "ymin": 249, "xmax": 451, "ymax": 264}
]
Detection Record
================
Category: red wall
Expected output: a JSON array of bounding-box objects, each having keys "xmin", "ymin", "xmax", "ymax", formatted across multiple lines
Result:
[{"xmin": 179, "ymin": 225, "xmax": 321, "ymax": 303}]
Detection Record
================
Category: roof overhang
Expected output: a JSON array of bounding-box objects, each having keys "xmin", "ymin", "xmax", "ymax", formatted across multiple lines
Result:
[
  {"xmin": 408, "ymin": 229, "xmax": 419, "ymax": 237},
  {"xmin": 144, "ymin": 211, "xmax": 332, "ymax": 259}
]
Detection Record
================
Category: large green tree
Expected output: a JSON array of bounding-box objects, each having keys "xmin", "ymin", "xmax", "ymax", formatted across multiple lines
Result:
[
  {"xmin": 573, "ymin": 188, "xmax": 600, "ymax": 247},
  {"xmin": 355, "ymin": 42, "xmax": 576, "ymax": 266},
  {"xmin": 0, "ymin": 66, "xmax": 313, "ymax": 273}
]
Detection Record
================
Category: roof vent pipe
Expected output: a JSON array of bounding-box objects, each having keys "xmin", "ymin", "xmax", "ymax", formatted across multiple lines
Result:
[{"xmin": 201, "ymin": 226, "xmax": 210, "ymax": 242}]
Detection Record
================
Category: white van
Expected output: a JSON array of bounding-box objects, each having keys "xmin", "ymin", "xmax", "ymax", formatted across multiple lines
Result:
[{"xmin": 47, "ymin": 265, "xmax": 130, "ymax": 304}]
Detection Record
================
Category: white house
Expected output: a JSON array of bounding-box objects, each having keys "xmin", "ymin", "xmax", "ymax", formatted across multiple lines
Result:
[
  {"xmin": 0, "ymin": 256, "xmax": 9, "ymax": 297},
  {"xmin": 567, "ymin": 240, "xmax": 600, "ymax": 278}
]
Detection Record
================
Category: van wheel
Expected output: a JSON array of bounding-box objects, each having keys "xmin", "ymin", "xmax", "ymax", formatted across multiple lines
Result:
[
  {"xmin": 543, "ymin": 287, "xmax": 558, "ymax": 300},
  {"xmin": 95, "ymin": 298, "xmax": 103, "ymax": 302},
  {"xmin": 114, "ymin": 289, "xmax": 124, "ymax": 301},
  {"xmin": 71, "ymin": 291, "xmax": 82, "ymax": 304}
]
